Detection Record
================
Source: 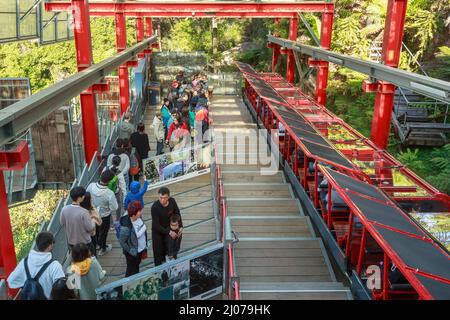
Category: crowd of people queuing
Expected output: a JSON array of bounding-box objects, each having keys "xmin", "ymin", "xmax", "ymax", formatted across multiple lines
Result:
[
  {"xmin": 154, "ymin": 71, "xmax": 213, "ymax": 154},
  {"xmin": 5, "ymin": 71, "xmax": 212, "ymax": 300}
]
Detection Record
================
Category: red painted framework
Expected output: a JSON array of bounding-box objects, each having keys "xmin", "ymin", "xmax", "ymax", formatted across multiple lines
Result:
[
  {"xmin": 45, "ymin": 2, "xmax": 334, "ymax": 17},
  {"xmin": 0, "ymin": 142, "xmax": 29, "ymax": 289},
  {"xmin": 72, "ymin": 0, "xmax": 100, "ymax": 165},
  {"xmin": 369, "ymin": 0, "xmax": 408, "ymax": 149},
  {"xmin": 0, "ymin": 0, "xmax": 422, "ymax": 299},
  {"xmin": 238, "ymin": 63, "xmax": 450, "ymax": 300}
]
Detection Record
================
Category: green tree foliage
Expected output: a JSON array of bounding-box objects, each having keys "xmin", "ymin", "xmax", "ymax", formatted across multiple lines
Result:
[
  {"xmin": 427, "ymin": 144, "xmax": 450, "ymax": 194},
  {"xmin": 10, "ymin": 190, "xmax": 67, "ymax": 261},
  {"xmin": 163, "ymin": 18, "xmax": 247, "ymax": 64},
  {"xmin": 0, "ymin": 17, "xmax": 138, "ymax": 93},
  {"xmin": 428, "ymin": 46, "xmax": 450, "ymax": 80},
  {"xmin": 0, "ymin": 41, "xmax": 76, "ymax": 92},
  {"xmin": 397, "ymin": 148, "xmax": 427, "ymax": 174}
]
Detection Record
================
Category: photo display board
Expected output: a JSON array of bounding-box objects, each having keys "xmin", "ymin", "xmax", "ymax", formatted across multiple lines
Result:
[
  {"xmin": 143, "ymin": 143, "xmax": 212, "ymax": 189},
  {"xmin": 96, "ymin": 244, "xmax": 223, "ymax": 300}
]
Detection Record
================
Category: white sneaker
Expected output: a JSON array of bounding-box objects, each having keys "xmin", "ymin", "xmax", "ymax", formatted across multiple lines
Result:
[{"xmin": 98, "ymin": 244, "xmax": 112, "ymax": 256}]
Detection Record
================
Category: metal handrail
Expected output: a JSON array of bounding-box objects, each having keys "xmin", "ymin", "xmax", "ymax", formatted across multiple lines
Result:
[
  {"xmin": 227, "ymin": 243, "xmax": 240, "ymax": 300},
  {"xmin": 370, "ymin": 40, "xmax": 450, "ymax": 124}
]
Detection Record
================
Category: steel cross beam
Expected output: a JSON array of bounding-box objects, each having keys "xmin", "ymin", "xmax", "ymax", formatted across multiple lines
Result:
[
  {"xmin": 45, "ymin": 1, "xmax": 334, "ymax": 17},
  {"xmin": 267, "ymin": 35, "xmax": 450, "ymax": 103},
  {"xmin": 0, "ymin": 35, "xmax": 158, "ymax": 147}
]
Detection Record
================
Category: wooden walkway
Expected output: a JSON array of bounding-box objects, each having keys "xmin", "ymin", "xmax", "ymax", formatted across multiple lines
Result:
[
  {"xmin": 212, "ymin": 95, "xmax": 352, "ymax": 300},
  {"xmin": 97, "ymin": 104, "xmax": 218, "ymax": 285}
]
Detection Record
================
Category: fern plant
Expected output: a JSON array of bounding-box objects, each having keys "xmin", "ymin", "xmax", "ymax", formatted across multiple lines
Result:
[
  {"xmin": 397, "ymin": 148, "xmax": 427, "ymax": 173},
  {"xmin": 427, "ymin": 144, "xmax": 450, "ymax": 194}
]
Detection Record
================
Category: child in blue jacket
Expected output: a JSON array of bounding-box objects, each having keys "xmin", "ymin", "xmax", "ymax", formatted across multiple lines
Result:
[{"xmin": 124, "ymin": 176, "xmax": 149, "ymax": 210}]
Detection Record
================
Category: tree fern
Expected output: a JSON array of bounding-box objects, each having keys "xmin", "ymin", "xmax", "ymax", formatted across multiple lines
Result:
[
  {"xmin": 405, "ymin": 8, "xmax": 438, "ymax": 59},
  {"xmin": 397, "ymin": 148, "xmax": 426, "ymax": 173}
]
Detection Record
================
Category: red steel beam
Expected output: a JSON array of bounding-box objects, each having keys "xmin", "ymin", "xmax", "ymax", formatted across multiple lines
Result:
[
  {"xmin": 370, "ymin": 0, "xmax": 407, "ymax": 149},
  {"xmin": 145, "ymin": 17, "xmax": 153, "ymax": 38},
  {"xmin": 115, "ymin": 6, "xmax": 130, "ymax": 115},
  {"xmin": 136, "ymin": 17, "xmax": 144, "ymax": 42},
  {"xmin": 271, "ymin": 18, "xmax": 281, "ymax": 72},
  {"xmin": 72, "ymin": 0, "xmax": 100, "ymax": 165},
  {"xmin": 70, "ymin": 12, "xmax": 301, "ymax": 18},
  {"xmin": 46, "ymin": 2, "xmax": 333, "ymax": 17},
  {"xmin": 144, "ymin": 17, "xmax": 153, "ymax": 54},
  {"xmin": 0, "ymin": 171, "xmax": 17, "ymax": 283},
  {"xmin": 315, "ymin": 11, "xmax": 333, "ymax": 105},
  {"xmin": 136, "ymin": 17, "xmax": 144, "ymax": 58},
  {"xmin": 286, "ymin": 17, "xmax": 298, "ymax": 84}
]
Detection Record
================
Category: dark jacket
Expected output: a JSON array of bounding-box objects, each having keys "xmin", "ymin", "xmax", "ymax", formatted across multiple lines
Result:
[
  {"xmin": 151, "ymin": 198, "xmax": 182, "ymax": 236},
  {"xmin": 119, "ymin": 214, "xmax": 148, "ymax": 257},
  {"xmin": 130, "ymin": 132, "xmax": 150, "ymax": 161}
]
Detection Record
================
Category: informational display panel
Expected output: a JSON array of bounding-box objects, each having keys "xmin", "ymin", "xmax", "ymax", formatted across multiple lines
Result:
[
  {"xmin": 143, "ymin": 143, "xmax": 212, "ymax": 189},
  {"xmin": 96, "ymin": 244, "xmax": 223, "ymax": 300}
]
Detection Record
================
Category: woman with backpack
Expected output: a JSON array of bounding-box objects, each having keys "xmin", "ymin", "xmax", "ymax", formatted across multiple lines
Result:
[{"xmin": 118, "ymin": 201, "xmax": 148, "ymax": 277}]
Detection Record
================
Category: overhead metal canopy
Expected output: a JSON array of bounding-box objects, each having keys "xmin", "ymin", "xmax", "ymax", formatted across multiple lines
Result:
[
  {"xmin": 320, "ymin": 166, "xmax": 450, "ymax": 300},
  {"xmin": 0, "ymin": 35, "xmax": 157, "ymax": 146},
  {"xmin": 237, "ymin": 62, "xmax": 358, "ymax": 172},
  {"xmin": 267, "ymin": 35, "xmax": 450, "ymax": 103}
]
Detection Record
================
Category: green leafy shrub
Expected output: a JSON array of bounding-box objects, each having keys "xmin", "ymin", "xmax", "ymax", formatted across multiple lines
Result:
[{"xmin": 10, "ymin": 190, "xmax": 67, "ymax": 261}]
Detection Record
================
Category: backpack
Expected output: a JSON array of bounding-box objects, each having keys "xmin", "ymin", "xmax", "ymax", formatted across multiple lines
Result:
[
  {"xmin": 20, "ymin": 257, "xmax": 54, "ymax": 300},
  {"xmin": 129, "ymin": 150, "xmax": 140, "ymax": 176},
  {"xmin": 108, "ymin": 175, "xmax": 119, "ymax": 194},
  {"xmin": 115, "ymin": 218, "xmax": 132, "ymax": 241},
  {"xmin": 114, "ymin": 220, "xmax": 122, "ymax": 240}
]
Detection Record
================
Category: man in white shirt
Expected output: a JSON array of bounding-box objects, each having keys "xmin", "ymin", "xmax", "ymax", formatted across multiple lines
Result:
[
  {"xmin": 7, "ymin": 232, "xmax": 65, "ymax": 299},
  {"xmin": 87, "ymin": 170, "xmax": 119, "ymax": 256}
]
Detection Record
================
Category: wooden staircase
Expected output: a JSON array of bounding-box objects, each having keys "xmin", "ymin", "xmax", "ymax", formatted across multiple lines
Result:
[
  {"xmin": 211, "ymin": 95, "xmax": 352, "ymax": 300},
  {"xmin": 97, "ymin": 104, "xmax": 218, "ymax": 285}
]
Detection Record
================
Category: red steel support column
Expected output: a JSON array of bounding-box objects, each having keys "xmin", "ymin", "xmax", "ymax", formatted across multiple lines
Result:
[
  {"xmin": 0, "ymin": 172, "xmax": 17, "ymax": 283},
  {"xmin": 145, "ymin": 17, "xmax": 153, "ymax": 52},
  {"xmin": 136, "ymin": 17, "xmax": 144, "ymax": 58},
  {"xmin": 145, "ymin": 17, "xmax": 153, "ymax": 38},
  {"xmin": 136, "ymin": 17, "xmax": 144, "ymax": 42},
  {"xmin": 286, "ymin": 17, "xmax": 298, "ymax": 84},
  {"xmin": 72, "ymin": 0, "xmax": 99, "ymax": 164},
  {"xmin": 115, "ymin": 7, "xmax": 130, "ymax": 115},
  {"xmin": 370, "ymin": 0, "xmax": 407, "ymax": 149},
  {"xmin": 272, "ymin": 18, "xmax": 281, "ymax": 72},
  {"xmin": 316, "ymin": 11, "xmax": 333, "ymax": 105}
]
